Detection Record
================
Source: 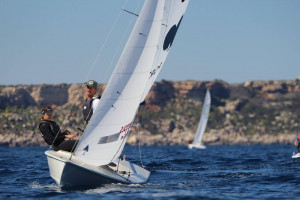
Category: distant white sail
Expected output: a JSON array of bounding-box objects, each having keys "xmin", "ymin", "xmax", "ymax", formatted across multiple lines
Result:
[
  {"xmin": 192, "ymin": 90, "xmax": 211, "ymax": 147},
  {"xmin": 74, "ymin": 0, "xmax": 189, "ymax": 166}
]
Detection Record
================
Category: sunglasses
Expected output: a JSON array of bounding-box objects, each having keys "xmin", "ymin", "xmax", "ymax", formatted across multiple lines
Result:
[{"xmin": 42, "ymin": 109, "xmax": 53, "ymax": 115}]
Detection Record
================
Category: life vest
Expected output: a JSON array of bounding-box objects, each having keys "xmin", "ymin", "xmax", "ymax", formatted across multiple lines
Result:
[{"xmin": 83, "ymin": 95, "xmax": 101, "ymax": 123}]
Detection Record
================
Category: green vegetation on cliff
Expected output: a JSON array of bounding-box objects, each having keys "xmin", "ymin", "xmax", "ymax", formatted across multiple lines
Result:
[{"xmin": 1, "ymin": 79, "xmax": 300, "ymax": 142}]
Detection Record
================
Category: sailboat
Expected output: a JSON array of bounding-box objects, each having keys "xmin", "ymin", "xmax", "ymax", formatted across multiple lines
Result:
[
  {"xmin": 292, "ymin": 131, "xmax": 300, "ymax": 158},
  {"xmin": 188, "ymin": 90, "xmax": 211, "ymax": 149},
  {"xmin": 45, "ymin": 0, "xmax": 189, "ymax": 188}
]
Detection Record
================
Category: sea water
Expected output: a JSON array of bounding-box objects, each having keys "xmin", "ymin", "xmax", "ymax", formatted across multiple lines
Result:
[{"xmin": 1, "ymin": 145, "xmax": 300, "ymax": 200}]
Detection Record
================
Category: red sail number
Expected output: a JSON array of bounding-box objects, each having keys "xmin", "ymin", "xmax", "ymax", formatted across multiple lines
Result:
[{"xmin": 120, "ymin": 122, "xmax": 132, "ymax": 134}]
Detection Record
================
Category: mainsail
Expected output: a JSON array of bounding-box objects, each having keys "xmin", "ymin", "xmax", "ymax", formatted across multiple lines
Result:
[
  {"xmin": 192, "ymin": 90, "xmax": 211, "ymax": 146},
  {"xmin": 74, "ymin": 0, "xmax": 189, "ymax": 166},
  {"xmin": 141, "ymin": 0, "xmax": 189, "ymax": 102}
]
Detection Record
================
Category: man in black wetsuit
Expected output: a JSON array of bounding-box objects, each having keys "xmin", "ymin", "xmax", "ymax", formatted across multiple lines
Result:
[{"xmin": 39, "ymin": 106, "xmax": 78, "ymax": 152}]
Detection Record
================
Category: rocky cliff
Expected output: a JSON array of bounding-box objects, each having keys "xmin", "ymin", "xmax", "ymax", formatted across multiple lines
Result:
[{"xmin": 1, "ymin": 77, "xmax": 300, "ymax": 147}]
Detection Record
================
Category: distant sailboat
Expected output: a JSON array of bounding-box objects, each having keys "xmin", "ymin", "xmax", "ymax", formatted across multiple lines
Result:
[
  {"xmin": 45, "ymin": 0, "xmax": 189, "ymax": 188},
  {"xmin": 292, "ymin": 131, "xmax": 300, "ymax": 158},
  {"xmin": 188, "ymin": 90, "xmax": 211, "ymax": 149}
]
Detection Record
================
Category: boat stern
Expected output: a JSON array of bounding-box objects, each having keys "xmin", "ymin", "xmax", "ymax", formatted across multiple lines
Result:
[{"xmin": 109, "ymin": 159, "xmax": 151, "ymax": 184}]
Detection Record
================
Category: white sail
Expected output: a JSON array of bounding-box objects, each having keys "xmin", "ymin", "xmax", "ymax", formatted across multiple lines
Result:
[
  {"xmin": 45, "ymin": 0, "xmax": 190, "ymax": 187},
  {"xmin": 74, "ymin": 0, "xmax": 165, "ymax": 166},
  {"xmin": 192, "ymin": 90, "xmax": 211, "ymax": 146},
  {"xmin": 74, "ymin": 0, "xmax": 189, "ymax": 166},
  {"xmin": 141, "ymin": 0, "xmax": 189, "ymax": 102}
]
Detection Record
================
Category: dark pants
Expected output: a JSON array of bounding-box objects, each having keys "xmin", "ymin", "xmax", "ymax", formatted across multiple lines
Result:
[{"xmin": 52, "ymin": 140, "xmax": 78, "ymax": 152}]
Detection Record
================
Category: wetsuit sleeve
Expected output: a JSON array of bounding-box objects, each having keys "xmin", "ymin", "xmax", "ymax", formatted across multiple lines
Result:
[{"xmin": 39, "ymin": 123, "xmax": 56, "ymax": 145}]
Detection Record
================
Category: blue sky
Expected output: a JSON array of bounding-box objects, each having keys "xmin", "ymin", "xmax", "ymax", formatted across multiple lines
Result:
[{"xmin": 0, "ymin": 0, "xmax": 299, "ymax": 85}]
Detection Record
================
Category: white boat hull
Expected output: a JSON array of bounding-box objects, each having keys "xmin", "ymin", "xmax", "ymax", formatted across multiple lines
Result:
[
  {"xmin": 292, "ymin": 152, "xmax": 300, "ymax": 159},
  {"xmin": 45, "ymin": 150, "xmax": 150, "ymax": 188},
  {"xmin": 188, "ymin": 144, "xmax": 206, "ymax": 149}
]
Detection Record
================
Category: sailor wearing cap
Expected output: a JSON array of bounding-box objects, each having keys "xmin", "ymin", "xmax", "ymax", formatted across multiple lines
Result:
[{"xmin": 83, "ymin": 80, "xmax": 101, "ymax": 123}]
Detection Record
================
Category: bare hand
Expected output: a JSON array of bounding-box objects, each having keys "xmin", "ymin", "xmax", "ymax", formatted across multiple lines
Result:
[{"xmin": 65, "ymin": 134, "xmax": 76, "ymax": 139}]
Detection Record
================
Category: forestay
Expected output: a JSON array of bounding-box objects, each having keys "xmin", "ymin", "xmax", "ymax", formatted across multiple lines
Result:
[
  {"xmin": 192, "ymin": 90, "xmax": 211, "ymax": 146},
  {"xmin": 74, "ymin": 0, "xmax": 189, "ymax": 166}
]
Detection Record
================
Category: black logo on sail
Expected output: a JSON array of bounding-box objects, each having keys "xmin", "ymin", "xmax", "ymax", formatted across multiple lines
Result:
[{"xmin": 163, "ymin": 16, "xmax": 183, "ymax": 51}]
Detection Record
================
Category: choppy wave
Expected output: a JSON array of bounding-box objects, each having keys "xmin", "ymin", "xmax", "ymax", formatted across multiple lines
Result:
[{"xmin": 1, "ymin": 145, "xmax": 300, "ymax": 199}]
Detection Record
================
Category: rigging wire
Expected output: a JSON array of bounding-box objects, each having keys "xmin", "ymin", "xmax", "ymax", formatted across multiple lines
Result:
[
  {"xmin": 72, "ymin": 0, "xmax": 172, "ymax": 159},
  {"xmin": 96, "ymin": 0, "xmax": 143, "ymax": 98},
  {"xmin": 52, "ymin": 0, "xmax": 130, "ymax": 156},
  {"xmin": 136, "ymin": 107, "xmax": 146, "ymax": 168},
  {"xmin": 133, "ymin": 1, "xmax": 174, "ymax": 168},
  {"xmin": 130, "ymin": 1, "xmax": 173, "ymax": 169},
  {"xmin": 84, "ymin": 0, "xmax": 130, "ymax": 85},
  {"xmin": 71, "ymin": 0, "xmax": 136, "ymax": 156},
  {"xmin": 76, "ymin": 0, "xmax": 143, "ymax": 153},
  {"xmin": 104, "ymin": 0, "xmax": 146, "ymax": 163},
  {"xmin": 77, "ymin": 0, "xmax": 143, "ymax": 137},
  {"xmin": 121, "ymin": 0, "xmax": 175, "ymax": 169},
  {"xmin": 72, "ymin": 0, "xmax": 144, "ymax": 159}
]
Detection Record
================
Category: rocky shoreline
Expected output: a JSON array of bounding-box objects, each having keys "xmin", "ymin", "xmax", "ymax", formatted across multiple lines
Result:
[
  {"xmin": 0, "ymin": 129, "xmax": 295, "ymax": 147},
  {"xmin": 1, "ymin": 78, "xmax": 300, "ymax": 147}
]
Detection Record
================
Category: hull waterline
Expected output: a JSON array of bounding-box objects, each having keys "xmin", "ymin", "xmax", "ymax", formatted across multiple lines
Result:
[
  {"xmin": 45, "ymin": 150, "xmax": 150, "ymax": 188},
  {"xmin": 188, "ymin": 144, "xmax": 206, "ymax": 150},
  {"xmin": 292, "ymin": 152, "xmax": 300, "ymax": 159}
]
